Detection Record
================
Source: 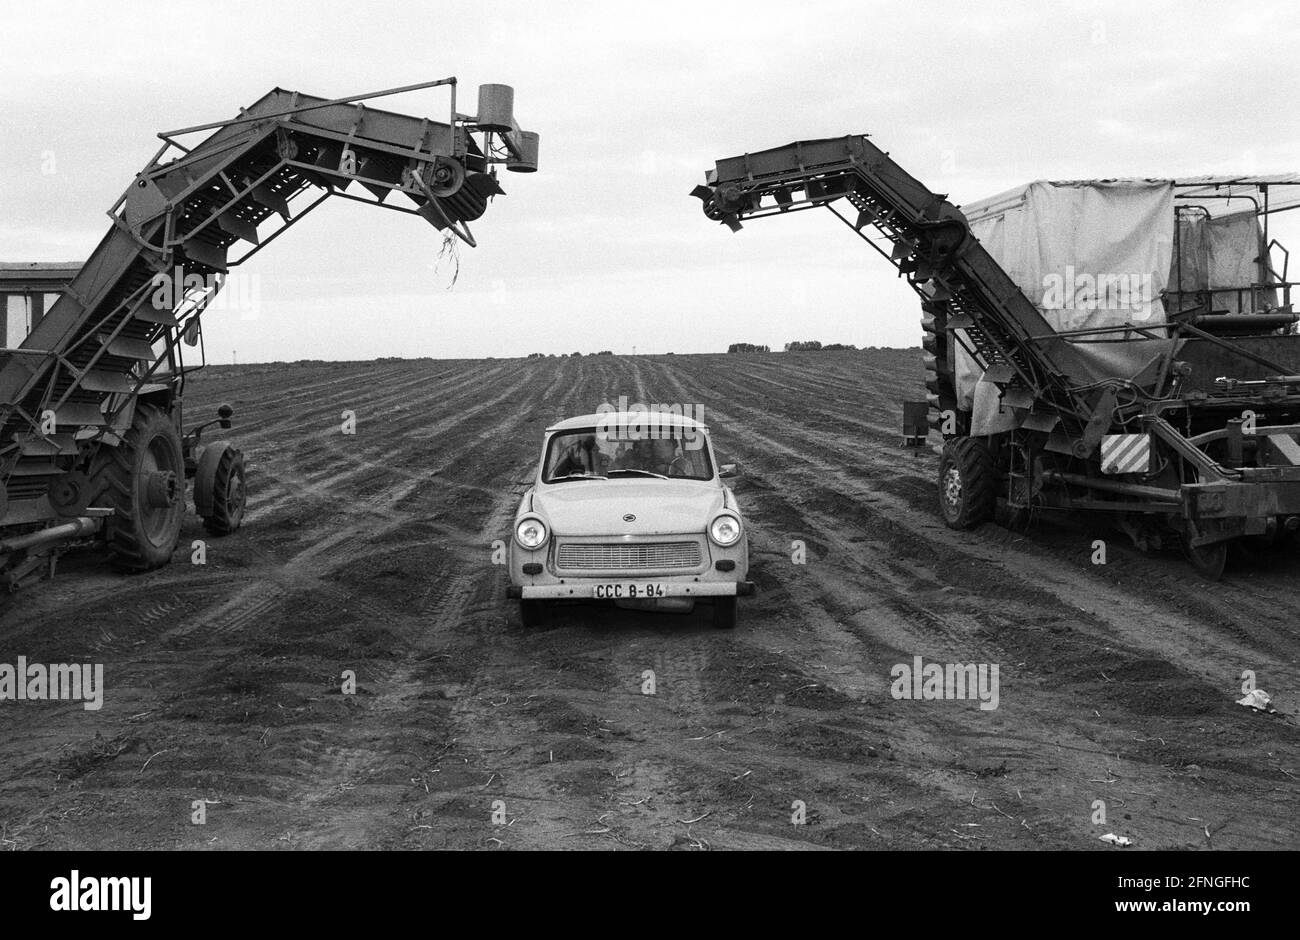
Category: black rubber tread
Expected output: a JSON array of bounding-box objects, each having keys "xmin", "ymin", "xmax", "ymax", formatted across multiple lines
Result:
[
  {"xmin": 100, "ymin": 404, "xmax": 184, "ymax": 571},
  {"xmin": 202, "ymin": 447, "xmax": 246, "ymax": 535},
  {"xmin": 938, "ymin": 437, "xmax": 997, "ymax": 530}
]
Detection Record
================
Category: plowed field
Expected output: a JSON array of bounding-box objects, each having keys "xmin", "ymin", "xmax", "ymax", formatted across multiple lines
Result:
[{"xmin": 2, "ymin": 350, "xmax": 1297, "ymax": 850}]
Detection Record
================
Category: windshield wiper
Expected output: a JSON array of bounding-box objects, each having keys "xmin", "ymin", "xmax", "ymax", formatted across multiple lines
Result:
[
  {"xmin": 606, "ymin": 468, "xmax": 668, "ymax": 480},
  {"xmin": 549, "ymin": 473, "xmax": 608, "ymax": 483}
]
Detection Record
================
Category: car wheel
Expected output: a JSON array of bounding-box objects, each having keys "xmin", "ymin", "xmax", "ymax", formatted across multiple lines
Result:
[
  {"xmin": 713, "ymin": 596, "xmax": 738, "ymax": 630},
  {"xmin": 520, "ymin": 599, "xmax": 550, "ymax": 628}
]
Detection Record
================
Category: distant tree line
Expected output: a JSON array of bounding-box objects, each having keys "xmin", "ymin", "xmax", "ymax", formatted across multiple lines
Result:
[
  {"xmin": 784, "ymin": 340, "xmax": 858, "ymax": 351},
  {"xmin": 727, "ymin": 343, "xmax": 771, "ymax": 353},
  {"xmin": 526, "ymin": 350, "xmax": 616, "ymax": 359}
]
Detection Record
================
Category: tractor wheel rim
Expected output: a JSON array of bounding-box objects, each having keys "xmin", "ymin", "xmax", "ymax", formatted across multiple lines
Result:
[
  {"xmin": 144, "ymin": 470, "xmax": 177, "ymax": 509},
  {"xmin": 140, "ymin": 436, "xmax": 180, "ymax": 542},
  {"xmin": 943, "ymin": 467, "xmax": 962, "ymax": 509}
]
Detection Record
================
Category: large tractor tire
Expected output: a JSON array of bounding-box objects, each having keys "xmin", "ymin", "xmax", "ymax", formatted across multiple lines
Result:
[
  {"xmin": 938, "ymin": 437, "xmax": 996, "ymax": 530},
  {"xmin": 197, "ymin": 444, "xmax": 247, "ymax": 535},
  {"xmin": 100, "ymin": 404, "xmax": 185, "ymax": 570}
]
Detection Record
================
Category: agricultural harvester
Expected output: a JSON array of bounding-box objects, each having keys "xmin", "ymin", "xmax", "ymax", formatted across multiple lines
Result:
[
  {"xmin": 694, "ymin": 136, "xmax": 1300, "ymax": 578},
  {"xmin": 0, "ymin": 79, "xmax": 538, "ymax": 591}
]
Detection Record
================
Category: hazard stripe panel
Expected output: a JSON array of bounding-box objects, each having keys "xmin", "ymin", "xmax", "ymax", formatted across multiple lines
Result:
[{"xmin": 1101, "ymin": 434, "xmax": 1150, "ymax": 474}]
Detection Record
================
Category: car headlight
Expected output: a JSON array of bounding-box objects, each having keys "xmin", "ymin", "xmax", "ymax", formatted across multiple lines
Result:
[
  {"xmin": 515, "ymin": 517, "xmax": 549, "ymax": 549},
  {"xmin": 709, "ymin": 513, "xmax": 742, "ymax": 547}
]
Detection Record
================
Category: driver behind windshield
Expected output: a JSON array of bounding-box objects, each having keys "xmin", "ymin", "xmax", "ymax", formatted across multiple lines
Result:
[
  {"xmin": 552, "ymin": 434, "xmax": 607, "ymax": 477},
  {"xmin": 617, "ymin": 436, "xmax": 684, "ymax": 476}
]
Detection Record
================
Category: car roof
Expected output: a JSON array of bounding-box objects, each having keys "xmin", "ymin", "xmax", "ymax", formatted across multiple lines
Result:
[{"xmin": 545, "ymin": 411, "xmax": 710, "ymax": 433}]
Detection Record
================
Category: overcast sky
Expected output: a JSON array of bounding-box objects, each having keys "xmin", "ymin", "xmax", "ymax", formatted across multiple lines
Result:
[{"xmin": 2, "ymin": 0, "xmax": 1298, "ymax": 362}]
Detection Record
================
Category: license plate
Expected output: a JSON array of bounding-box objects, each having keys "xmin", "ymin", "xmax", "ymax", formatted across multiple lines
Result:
[{"xmin": 594, "ymin": 582, "xmax": 666, "ymax": 599}]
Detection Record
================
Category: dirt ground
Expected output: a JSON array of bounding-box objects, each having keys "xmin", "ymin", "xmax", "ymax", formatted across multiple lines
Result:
[{"xmin": 2, "ymin": 349, "xmax": 1298, "ymax": 851}]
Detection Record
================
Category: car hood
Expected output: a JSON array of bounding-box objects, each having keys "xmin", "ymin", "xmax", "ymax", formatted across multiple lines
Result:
[{"xmin": 532, "ymin": 480, "xmax": 726, "ymax": 537}]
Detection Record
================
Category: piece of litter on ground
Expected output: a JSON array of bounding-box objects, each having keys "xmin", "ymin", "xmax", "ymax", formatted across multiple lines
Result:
[
  {"xmin": 1099, "ymin": 833, "xmax": 1133, "ymax": 847},
  {"xmin": 1236, "ymin": 689, "xmax": 1277, "ymax": 713}
]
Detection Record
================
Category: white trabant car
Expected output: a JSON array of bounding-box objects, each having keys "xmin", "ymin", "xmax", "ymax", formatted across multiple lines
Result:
[{"xmin": 507, "ymin": 412, "xmax": 753, "ymax": 628}]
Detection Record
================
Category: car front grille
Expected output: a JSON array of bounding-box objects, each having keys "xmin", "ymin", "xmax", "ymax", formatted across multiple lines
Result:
[{"xmin": 557, "ymin": 541, "xmax": 702, "ymax": 571}]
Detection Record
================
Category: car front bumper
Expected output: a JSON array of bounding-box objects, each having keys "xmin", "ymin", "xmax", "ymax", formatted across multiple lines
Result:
[{"xmin": 508, "ymin": 580, "xmax": 755, "ymax": 600}]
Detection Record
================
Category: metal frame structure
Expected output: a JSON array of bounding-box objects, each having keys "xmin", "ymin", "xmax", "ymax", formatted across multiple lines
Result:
[
  {"xmin": 695, "ymin": 136, "xmax": 1300, "ymax": 577},
  {"xmin": 1, "ymin": 79, "xmax": 538, "ymax": 588}
]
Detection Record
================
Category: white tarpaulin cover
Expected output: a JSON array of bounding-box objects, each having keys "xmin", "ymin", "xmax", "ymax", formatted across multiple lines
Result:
[
  {"xmin": 954, "ymin": 180, "xmax": 1177, "ymax": 434},
  {"xmin": 1172, "ymin": 211, "xmax": 1273, "ymax": 314},
  {"xmin": 963, "ymin": 179, "xmax": 1175, "ymax": 331},
  {"xmin": 1171, "ymin": 175, "xmax": 1296, "ymax": 314}
]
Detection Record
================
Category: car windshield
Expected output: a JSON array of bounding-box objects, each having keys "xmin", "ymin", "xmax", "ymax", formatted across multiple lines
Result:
[{"xmin": 543, "ymin": 427, "xmax": 713, "ymax": 482}]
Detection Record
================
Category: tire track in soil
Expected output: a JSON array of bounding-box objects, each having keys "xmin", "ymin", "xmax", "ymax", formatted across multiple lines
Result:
[
  {"xmin": 465, "ymin": 355, "xmax": 797, "ymax": 850},
  {"xmin": 0, "ymin": 361, "xmax": 511, "ymax": 637},
  {"xmin": 4, "ymin": 352, "xmax": 1299, "ymax": 850},
  {"xmin": 210, "ymin": 355, "xmax": 563, "ymax": 844},
  {"xmin": 218, "ymin": 358, "xmax": 581, "ymax": 847},
  {"xmin": 400, "ymin": 356, "xmax": 739, "ymax": 850},
  {"xmin": 238, "ymin": 361, "xmax": 515, "ymax": 513},
  {"xmin": 403, "ymin": 357, "xmax": 890, "ymax": 850},
  {"xmin": 209, "ymin": 361, "xmax": 475, "ymax": 446},
  {"xmin": 644, "ymin": 354, "xmax": 1300, "ymax": 848},
  {"xmin": 0, "ymin": 358, "xmax": 567, "ymax": 849},
  {"xmin": 669, "ymin": 354, "xmax": 1300, "ymax": 682},
  {"xmin": 393, "ymin": 356, "xmax": 636, "ymax": 849},
  {"xmin": 160, "ymin": 360, "xmax": 551, "ymax": 641},
  {"xmin": 632, "ymin": 356, "xmax": 1063, "ymax": 845}
]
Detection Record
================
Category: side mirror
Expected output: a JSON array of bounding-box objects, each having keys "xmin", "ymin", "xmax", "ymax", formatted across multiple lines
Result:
[
  {"xmin": 182, "ymin": 318, "xmax": 200, "ymax": 347},
  {"xmin": 719, "ymin": 463, "xmax": 739, "ymax": 479}
]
